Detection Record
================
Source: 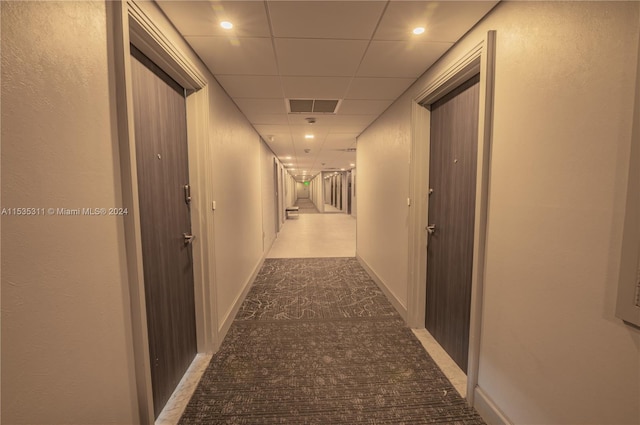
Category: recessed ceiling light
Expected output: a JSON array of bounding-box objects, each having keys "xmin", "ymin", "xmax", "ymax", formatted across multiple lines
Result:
[
  {"xmin": 304, "ymin": 134, "xmax": 314, "ymax": 139},
  {"xmin": 413, "ymin": 27, "xmax": 425, "ymax": 35},
  {"xmin": 220, "ymin": 21, "xmax": 233, "ymax": 30},
  {"xmin": 284, "ymin": 156, "xmax": 292, "ymax": 160},
  {"xmin": 350, "ymin": 163, "xmax": 355, "ymax": 167}
]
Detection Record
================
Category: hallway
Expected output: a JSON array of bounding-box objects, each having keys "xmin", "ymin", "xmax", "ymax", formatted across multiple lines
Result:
[
  {"xmin": 3, "ymin": 2, "xmax": 640, "ymax": 424},
  {"xmin": 175, "ymin": 223, "xmax": 484, "ymax": 424}
]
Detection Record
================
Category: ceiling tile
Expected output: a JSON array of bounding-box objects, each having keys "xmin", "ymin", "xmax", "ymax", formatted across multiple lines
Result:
[
  {"xmin": 345, "ymin": 77, "xmax": 415, "ymax": 100},
  {"xmin": 157, "ymin": 1, "xmax": 271, "ymax": 37},
  {"xmin": 275, "ymin": 39, "xmax": 368, "ymax": 77},
  {"xmin": 329, "ymin": 115, "xmax": 378, "ymax": 127},
  {"xmin": 267, "ymin": 1, "xmax": 386, "ymax": 39},
  {"xmin": 215, "ymin": 75, "xmax": 283, "ymax": 98},
  {"xmin": 244, "ymin": 114, "xmax": 289, "ymax": 125},
  {"xmin": 158, "ymin": 1, "xmax": 499, "ymax": 175},
  {"xmin": 286, "ymin": 114, "xmax": 374, "ymax": 130},
  {"xmin": 338, "ymin": 100, "xmax": 394, "ymax": 115},
  {"xmin": 281, "ymin": 77, "xmax": 351, "ymax": 99},
  {"xmin": 322, "ymin": 134, "xmax": 358, "ymax": 150},
  {"xmin": 374, "ymin": 1, "xmax": 498, "ymax": 42},
  {"xmin": 254, "ymin": 125, "xmax": 292, "ymax": 135},
  {"xmin": 186, "ymin": 36, "xmax": 278, "ymax": 75},
  {"xmin": 357, "ymin": 40, "xmax": 452, "ymax": 78},
  {"xmin": 287, "ymin": 125, "xmax": 330, "ymax": 142},
  {"xmin": 234, "ymin": 98, "xmax": 287, "ymax": 115}
]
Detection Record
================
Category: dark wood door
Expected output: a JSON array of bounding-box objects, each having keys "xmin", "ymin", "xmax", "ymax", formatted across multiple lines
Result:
[
  {"xmin": 425, "ymin": 75, "xmax": 480, "ymax": 373},
  {"xmin": 130, "ymin": 46, "xmax": 197, "ymax": 418}
]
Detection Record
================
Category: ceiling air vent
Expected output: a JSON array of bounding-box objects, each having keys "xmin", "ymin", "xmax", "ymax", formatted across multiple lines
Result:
[{"xmin": 288, "ymin": 99, "xmax": 341, "ymax": 114}]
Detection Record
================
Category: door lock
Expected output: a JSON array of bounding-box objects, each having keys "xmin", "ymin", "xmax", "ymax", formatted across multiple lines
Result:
[
  {"xmin": 426, "ymin": 225, "xmax": 436, "ymax": 235},
  {"xmin": 183, "ymin": 233, "xmax": 196, "ymax": 245}
]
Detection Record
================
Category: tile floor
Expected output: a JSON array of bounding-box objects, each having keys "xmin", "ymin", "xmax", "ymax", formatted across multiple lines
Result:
[
  {"xmin": 323, "ymin": 203, "xmax": 342, "ymax": 213},
  {"xmin": 156, "ymin": 209, "xmax": 467, "ymax": 424},
  {"xmin": 267, "ymin": 213, "xmax": 355, "ymax": 258}
]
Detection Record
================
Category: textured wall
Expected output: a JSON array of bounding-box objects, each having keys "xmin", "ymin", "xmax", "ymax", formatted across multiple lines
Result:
[
  {"xmin": 1, "ymin": 2, "xmax": 137, "ymax": 423},
  {"xmin": 356, "ymin": 98, "xmax": 411, "ymax": 308},
  {"xmin": 357, "ymin": 1, "xmax": 640, "ymax": 423},
  {"xmin": 260, "ymin": 141, "xmax": 278, "ymax": 252},
  {"xmin": 207, "ymin": 72, "xmax": 265, "ymax": 328}
]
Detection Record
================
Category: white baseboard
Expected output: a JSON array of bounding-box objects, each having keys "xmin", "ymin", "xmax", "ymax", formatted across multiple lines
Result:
[
  {"xmin": 473, "ymin": 386, "xmax": 513, "ymax": 425},
  {"xmin": 217, "ymin": 255, "xmax": 266, "ymax": 344},
  {"xmin": 356, "ymin": 254, "xmax": 408, "ymax": 321}
]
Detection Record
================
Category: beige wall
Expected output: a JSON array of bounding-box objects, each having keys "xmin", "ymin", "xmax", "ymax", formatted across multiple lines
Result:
[
  {"xmin": 1, "ymin": 2, "xmax": 138, "ymax": 423},
  {"xmin": 260, "ymin": 141, "xmax": 278, "ymax": 251},
  {"xmin": 357, "ymin": 1, "xmax": 640, "ymax": 423},
  {"xmin": 296, "ymin": 181, "xmax": 310, "ymax": 199},
  {"xmin": 2, "ymin": 0, "xmax": 281, "ymax": 422},
  {"xmin": 357, "ymin": 98, "xmax": 411, "ymax": 308},
  {"xmin": 285, "ymin": 172, "xmax": 296, "ymax": 209},
  {"xmin": 209, "ymin": 85, "xmax": 265, "ymax": 327},
  {"xmin": 350, "ymin": 169, "xmax": 357, "ymax": 218}
]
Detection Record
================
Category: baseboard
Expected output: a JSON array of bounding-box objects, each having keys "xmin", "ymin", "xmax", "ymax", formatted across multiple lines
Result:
[
  {"xmin": 356, "ymin": 254, "xmax": 408, "ymax": 321},
  {"xmin": 473, "ymin": 386, "xmax": 513, "ymax": 425},
  {"xmin": 217, "ymin": 254, "xmax": 266, "ymax": 343}
]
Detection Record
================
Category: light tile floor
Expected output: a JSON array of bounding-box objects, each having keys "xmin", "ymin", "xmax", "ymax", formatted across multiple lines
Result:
[
  {"xmin": 156, "ymin": 354, "xmax": 212, "ymax": 425},
  {"xmin": 156, "ymin": 210, "xmax": 468, "ymax": 423},
  {"xmin": 323, "ymin": 203, "xmax": 342, "ymax": 213},
  {"xmin": 267, "ymin": 213, "xmax": 355, "ymax": 258},
  {"xmin": 412, "ymin": 328, "xmax": 468, "ymax": 397}
]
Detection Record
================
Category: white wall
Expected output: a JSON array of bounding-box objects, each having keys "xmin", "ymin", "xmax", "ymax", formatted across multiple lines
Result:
[
  {"xmin": 260, "ymin": 141, "xmax": 278, "ymax": 253},
  {"xmin": 199, "ymin": 40, "xmax": 264, "ymax": 335},
  {"xmin": 285, "ymin": 172, "xmax": 296, "ymax": 208},
  {"xmin": 309, "ymin": 174, "xmax": 324, "ymax": 212},
  {"xmin": 296, "ymin": 181, "xmax": 310, "ymax": 199},
  {"xmin": 357, "ymin": 97, "xmax": 411, "ymax": 306},
  {"xmin": 1, "ymin": 2, "xmax": 138, "ymax": 423},
  {"xmin": 357, "ymin": 2, "xmax": 640, "ymax": 424},
  {"xmin": 350, "ymin": 169, "xmax": 357, "ymax": 218},
  {"xmin": 2, "ymin": 1, "xmax": 283, "ymax": 422}
]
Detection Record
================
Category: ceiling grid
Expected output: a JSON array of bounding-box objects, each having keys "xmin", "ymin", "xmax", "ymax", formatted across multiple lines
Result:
[{"xmin": 157, "ymin": 0, "xmax": 498, "ymax": 181}]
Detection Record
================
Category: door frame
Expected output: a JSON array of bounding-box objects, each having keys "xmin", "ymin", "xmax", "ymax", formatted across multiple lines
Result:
[
  {"xmin": 273, "ymin": 159, "xmax": 281, "ymax": 234},
  {"xmin": 406, "ymin": 31, "xmax": 496, "ymax": 406},
  {"xmin": 111, "ymin": 1, "xmax": 216, "ymax": 422}
]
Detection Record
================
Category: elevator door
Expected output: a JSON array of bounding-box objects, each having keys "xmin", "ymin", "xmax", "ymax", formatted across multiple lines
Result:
[
  {"xmin": 130, "ymin": 46, "xmax": 197, "ymax": 417},
  {"xmin": 425, "ymin": 75, "xmax": 480, "ymax": 373}
]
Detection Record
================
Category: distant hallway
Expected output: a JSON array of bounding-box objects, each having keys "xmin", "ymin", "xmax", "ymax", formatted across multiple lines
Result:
[{"xmin": 294, "ymin": 198, "xmax": 319, "ymax": 214}]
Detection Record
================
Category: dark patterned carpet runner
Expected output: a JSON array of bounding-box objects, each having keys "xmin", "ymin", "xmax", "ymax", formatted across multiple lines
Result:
[{"xmin": 179, "ymin": 258, "xmax": 485, "ymax": 424}]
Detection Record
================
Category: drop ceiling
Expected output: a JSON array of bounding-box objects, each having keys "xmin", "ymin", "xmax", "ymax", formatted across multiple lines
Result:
[{"xmin": 156, "ymin": 0, "xmax": 498, "ymax": 181}]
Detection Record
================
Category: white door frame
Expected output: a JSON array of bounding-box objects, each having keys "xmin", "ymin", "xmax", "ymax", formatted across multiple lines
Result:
[
  {"xmin": 406, "ymin": 31, "xmax": 496, "ymax": 406},
  {"xmin": 111, "ymin": 1, "xmax": 217, "ymax": 421}
]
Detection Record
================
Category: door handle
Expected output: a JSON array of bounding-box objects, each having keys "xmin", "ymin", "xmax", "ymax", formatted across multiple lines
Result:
[
  {"xmin": 183, "ymin": 233, "xmax": 196, "ymax": 245},
  {"xmin": 426, "ymin": 225, "xmax": 436, "ymax": 235},
  {"xmin": 184, "ymin": 184, "xmax": 191, "ymax": 204}
]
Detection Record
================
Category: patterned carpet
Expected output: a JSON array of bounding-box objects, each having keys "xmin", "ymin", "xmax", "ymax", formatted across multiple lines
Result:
[
  {"xmin": 294, "ymin": 198, "xmax": 319, "ymax": 214},
  {"xmin": 179, "ymin": 258, "xmax": 485, "ymax": 424}
]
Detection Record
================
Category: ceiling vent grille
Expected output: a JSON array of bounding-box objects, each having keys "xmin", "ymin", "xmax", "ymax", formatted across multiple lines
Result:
[{"xmin": 288, "ymin": 99, "xmax": 341, "ymax": 114}]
